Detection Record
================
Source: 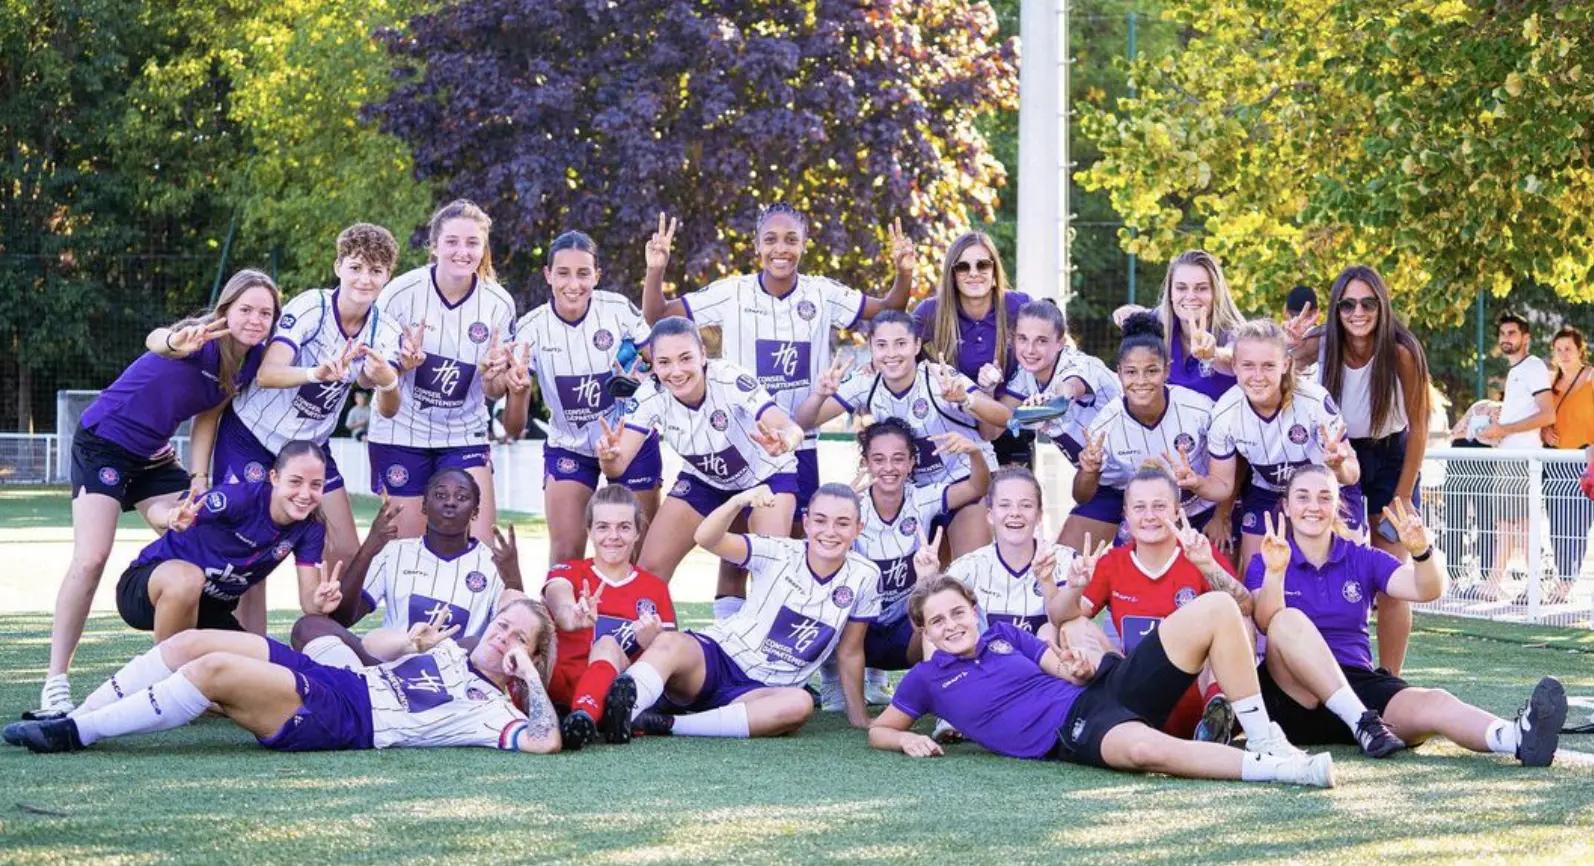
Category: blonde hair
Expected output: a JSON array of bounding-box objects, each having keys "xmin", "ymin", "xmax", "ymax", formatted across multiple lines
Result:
[
  {"xmin": 1231, "ymin": 318, "xmax": 1298, "ymax": 410},
  {"xmin": 498, "ymin": 598, "xmax": 557, "ymax": 688},
  {"xmin": 931, "ymin": 231, "xmax": 1012, "ymax": 369},
  {"xmin": 426, "ymin": 199, "xmax": 497, "ymax": 283},
  {"xmin": 1155, "ymin": 250, "xmax": 1244, "ymax": 356},
  {"xmin": 171, "ymin": 269, "xmax": 281, "ymax": 397}
]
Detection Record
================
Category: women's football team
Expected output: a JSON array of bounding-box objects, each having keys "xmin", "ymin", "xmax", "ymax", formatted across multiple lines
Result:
[{"xmin": 5, "ymin": 201, "xmax": 1571, "ymax": 787}]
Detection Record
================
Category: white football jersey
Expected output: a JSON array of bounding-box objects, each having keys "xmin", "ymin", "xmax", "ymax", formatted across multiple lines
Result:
[
  {"xmin": 361, "ymin": 537, "xmax": 505, "ymax": 641},
  {"xmin": 367, "ymin": 265, "xmax": 517, "ymax": 448},
  {"xmin": 1087, "ymin": 385, "xmax": 1217, "ymax": 517},
  {"xmin": 362, "ymin": 640, "xmax": 524, "ymax": 750},
  {"xmin": 699, "ymin": 535, "xmax": 882, "ymax": 686},
  {"xmin": 1208, "ymin": 379, "xmax": 1345, "ymax": 493},
  {"xmin": 230, "ymin": 289, "xmax": 402, "ymax": 454},
  {"xmin": 854, "ymin": 482, "xmax": 952, "ymax": 625},
  {"xmin": 1004, "ymin": 347, "xmax": 1123, "ymax": 461},
  {"xmin": 948, "ymin": 542, "xmax": 1076, "ymax": 635},
  {"xmin": 682, "ymin": 272, "xmax": 865, "ymax": 451},
  {"xmin": 514, "ymin": 292, "xmax": 652, "ymax": 455},
  {"xmin": 833, "ymin": 360, "xmax": 998, "ymax": 485},
  {"xmin": 623, "ymin": 359, "xmax": 796, "ymax": 490}
]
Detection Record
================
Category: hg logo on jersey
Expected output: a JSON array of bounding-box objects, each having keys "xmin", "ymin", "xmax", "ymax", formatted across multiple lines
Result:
[
  {"xmin": 202, "ymin": 564, "xmax": 250, "ymax": 601},
  {"xmin": 1288, "ymin": 424, "xmax": 1310, "ymax": 445},
  {"xmin": 769, "ymin": 342, "xmax": 801, "ymax": 377},
  {"xmin": 1342, "ymin": 580, "xmax": 1364, "ymax": 604},
  {"xmin": 572, "ymin": 375, "xmax": 604, "ymax": 409},
  {"xmin": 431, "ymin": 359, "xmax": 463, "ymax": 395},
  {"xmin": 694, "ymin": 452, "xmax": 730, "ymax": 478},
  {"xmin": 786, "ymin": 617, "xmax": 823, "ymax": 654}
]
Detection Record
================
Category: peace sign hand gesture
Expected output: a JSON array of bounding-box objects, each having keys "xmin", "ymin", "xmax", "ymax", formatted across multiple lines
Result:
[
  {"xmin": 1065, "ymin": 532, "xmax": 1110, "ymax": 589},
  {"xmin": 934, "ymin": 363, "xmax": 970, "ymax": 404},
  {"xmin": 913, "ymin": 527, "xmax": 945, "ymax": 581},
  {"xmin": 634, "ymin": 608, "xmax": 663, "ymax": 649},
  {"xmin": 355, "ymin": 343, "xmax": 400, "ymax": 390},
  {"xmin": 1079, "ymin": 430, "xmax": 1108, "ymax": 474},
  {"xmin": 976, "ymin": 362, "xmax": 1005, "ymax": 393},
  {"xmin": 751, "ymin": 418, "xmax": 799, "ymax": 456},
  {"xmin": 817, "ymin": 354, "xmax": 853, "ymax": 398},
  {"xmin": 399, "ymin": 320, "xmax": 428, "ymax": 372},
  {"xmin": 1259, "ymin": 511, "xmax": 1292, "ymax": 574},
  {"xmin": 887, "ymin": 218, "xmax": 916, "ymax": 276},
  {"xmin": 370, "ymin": 493, "xmax": 404, "ymax": 544},
  {"xmin": 1283, "ymin": 303, "xmax": 1319, "ymax": 349},
  {"xmin": 1031, "ymin": 543, "xmax": 1059, "ymax": 589},
  {"xmin": 504, "ymin": 342, "xmax": 533, "ymax": 394},
  {"xmin": 929, "ymin": 432, "xmax": 977, "ymax": 457},
  {"xmin": 1380, "ymin": 498, "xmax": 1431, "ymax": 557},
  {"xmin": 595, "ymin": 416, "xmax": 625, "ymax": 462},
  {"xmin": 311, "ymin": 339, "xmax": 362, "ymax": 385},
  {"xmin": 1320, "ymin": 421, "xmax": 1353, "ymax": 470},
  {"xmin": 313, "ymin": 560, "xmax": 345, "ymax": 614},
  {"xmin": 572, "ymin": 579, "xmax": 605, "ymax": 630},
  {"xmin": 167, "ymin": 491, "xmax": 202, "ymax": 532},
  {"xmin": 168, "ymin": 319, "xmax": 231, "ymax": 356},
  {"xmin": 1183, "ymin": 309, "xmax": 1217, "ymax": 362},
  {"xmin": 1163, "ymin": 443, "xmax": 1203, "ymax": 492},
  {"xmin": 849, "ymin": 465, "xmax": 874, "ymax": 495},
  {"xmin": 489, "ymin": 524, "xmax": 519, "ymax": 580},
  {"xmin": 645, "ymin": 212, "xmax": 678, "ymax": 271},
  {"xmin": 1164, "ymin": 509, "xmax": 1215, "ymax": 571}
]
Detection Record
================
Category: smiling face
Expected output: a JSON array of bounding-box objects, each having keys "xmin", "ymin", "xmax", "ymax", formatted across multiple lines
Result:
[
  {"xmin": 1169, "ymin": 263, "xmax": 1214, "ymax": 325},
  {"xmin": 756, "ymin": 213, "xmax": 806, "ymax": 280},
  {"xmin": 920, "ymin": 587, "xmax": 981, "ymax": 656},
  {"xmin": 432, "ymin": 217, "xmax": 485, "ymax": 283},
  {"xmin": 869, "ymin": 320, "xmax": 920, "ymax": 381},
  {"xmin": 588, "ymin": 501, "xmax": 640, "ymax": 568},
  {"xmin": 1336, "ymin": 278, "xmax": 1379, "ymax": 341},
  {"xmin": 1284, "ymin": 470, "xmax": 1339, "ymax": 540},
  {"xmin": 864, "ymin": 430, "xmax": 915, "ymax": 496},
  {"xmin": 470, "ymin": 603, "xmax": 540, "ymax": 675},
  {"xmin": 1233, "ymin": 336, "xmax": 1288, "ymax": 407},
  {"xmin": 422, "ymin": 472, "xmax": 479, "ymax": 536},
  {"xmin": 1013, "ymin": 314, "xmax": 1062, "ymax": 374},
  {"xmin": 952, "ymin": 241, "xmax": 997, "ymax": 302},
  {"xmin": 335, "ymin": 255, "xmax": 392, "ymax": 307},
  {"xmin": 1118, "ymin": 346, "xmax": 1168, "ymax": 410},
  {"xmin": 804, "ymin": 493, "xmax": 862, "ymax": 563},
  {"xmin": 987, "ymin": 475, "xmax": 1041, "ymax": 548},
  {"xmin": 226, "ymin": 285, "xmax": 278, "ymax": 347},
  {"xmin": 545, "ymin": 247, "xmax": 599, "ymax": 313},
  {"xmin": 1552, "ymin": 335, "xmax": 1585, "ymax": 374},
  {"xmin": 1124, "ymin": 476, "xmax": 1178, "ymax": 546},
  {"xmin": 650, "ymin": 332, "xmax": 706, "ymax": 400},
  {"xmin": 270, "ymin": 454, "xmax": 327, "ymax": 522}
]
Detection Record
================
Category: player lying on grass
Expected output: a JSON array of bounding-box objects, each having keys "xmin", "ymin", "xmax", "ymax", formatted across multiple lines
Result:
[
  {"xmin": 541, "ymin": 484, "xmax": 676, "ymax": 750},
  {"xmin": 868, "ymin": 576, "xmax": 1336, "ymax": 788},
  {"xmin": 1246, "ymin": 465, "xmax": 1567, "ymax": 766},
  {"xmin": 602, "ymin": 483, "xmax": 881, "ymax": 740},
  {"xmin": 302, "ymin": 468, "xmax": 524, "ymax": 663},
  {"xmin": 5, "ymin": 599, "xmax": 560, "ymax": 755}
]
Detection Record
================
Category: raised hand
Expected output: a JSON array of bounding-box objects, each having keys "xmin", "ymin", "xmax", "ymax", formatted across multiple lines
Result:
[
  {"xmin": 1320, "ymin": 420, "xmax": 1353, "ymax": 469},
  {"xmin": 1165, "ymin": 509, "xmax": 1216, "ymax": 571},
  {"xmin": 369, "ymin": 493, "xmax": 404, "ymax": 544},
  {"xmin": 1065, "ymin": 532, "xmax": 1110, "ymax": 589},
  {"xmin": 479, "ymin": 327, "xmax": 512, "ymax": 381},
  {"xmin": 1185, "ymin": 309, "xmax": 1218, "ymax": 363},
  {"xmin": 313, "ymin": 560, "xmax": 345, "ymax": 614},
  {"xmin": 595, "ymin": 416, "xmax": 624, "ymax": 462},
  {"xmin": 1283, "ymin": 303, "xmax": 1319, "ymax": 349},
  {"xmin": 816, "ymin": 354, "xmax": 853, "ymax": 398},
  {"xmin": 399, "ymin": 320, "xmax": 428, "ymax": 371},
  {"xmin": 976, "ymin": 362, "xmax": 1004, "ymax": 393},
  {"xmin": 887, "ymin": 217, "xmax": 916, "ymax": 276},
  {"xmin": 354, "ymin": 343, "xmax": 401, "ymax": 390},
  {"xmin": 634, "ymin": 608, "xmax": 663, "ymax": 648},
  {"xmin": 739, "ymin": 484, "xmax": 778, "ymax": 510},
  {"xmin": 849, "ymin": 465, "xmax": 874, "ymax": 495},
  {"xmin": 912, "ymin": 527, "xmax": 944, "ymax": 581},
  {"xmin": 929, "ymin": 431, "xmax": 978, "ymax": 457},
  {"xmin": 1260, "ymin": 511, "xmax": 1292, "ymax": 573},
  {"xmin": 934, "ymin": 363, "xmax": 970, "ymax": 404},
  {"xmin": 503, "ymin": 645, "xmax": 534, "ymax": 681},
  {"xmin": 168, "ymin": 319, "xmax": 231, "ymax": 355},
  {"xmin": 1381, "ymin": 498, "xmax": 1431, "ymax": 557},
  {"xmin": 1163, "ymin": 443, "xmax": 1202, "ymax": 491},
  {"xmin": 571, "ymin": 579, "xmax": 605, "ymax": 630},
  {"xmin": 504, "ymin": 342, "xmax": 533, "ymax": 394},
  {"xmin": 312, "ymin": 339, "xmax": 362, "ymax": 385},
  {"xmin": 489, "ymin": 524, "xmax": 519, "ymax": 573},
  {"xmin": 167, "ymin": 491, "xmax": 202, "ymax": 532},
  {"xmin": 1078, "ymin": 429, "xmax": 1107, "ymax": 474},
  {"xmin": 751, "ymin": 418, "xmax": 799, "ymax": 456},
  {"xmin": 1031, "ymin": 542, "xmax": 1059, "ymax": 589},
  {"xmin": 645, "ymin": 212, "xmax": 678, "ymax": 271}
]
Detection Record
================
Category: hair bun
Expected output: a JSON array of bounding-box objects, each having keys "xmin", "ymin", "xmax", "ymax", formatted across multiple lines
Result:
[{"xmin": 1121, "ymin": 311, "xmax": 1165, "ymax": 340}]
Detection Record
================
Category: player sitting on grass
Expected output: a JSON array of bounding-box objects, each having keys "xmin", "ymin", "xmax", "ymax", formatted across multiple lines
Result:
[
  {"xmin": 5, "ymin": 600, "xmax": 560, "ymax": 755},
  {"xmin": 1246, "ymin": 465, "xmax": 1567, "ymax": 766},
  {"xmin": 603, "ymin": 483, "xmax": 881, "ymax": 740},
  {"xmin": 542, "ymin": 485, "xmax": 676, "ymax": 750},
  {"xmin": 868, "ymin": 576, "xmax": 1336, "ymax": 788}
]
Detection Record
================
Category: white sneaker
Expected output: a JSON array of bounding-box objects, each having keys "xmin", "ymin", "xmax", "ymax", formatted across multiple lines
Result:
[
  {"xmin": 25, "ymin": 675, "xmax": 73, "ymax": 720},
  {"xmin": 931, "ymin": 718, "xmax": 965, "ymax": 744},
  {"xmin": 1244, "ymin": 722, "xmax": 1306, "ymax": 758},
  {"xmin": 864, "ymin": 668, "xmax": 893, "ymax": 705},
  {"xmin": 1273, "ymin": 752, "xmax": 1336, "ymax": 788},
  {"xmin": 817, "ymin": 661, "xmax": 845, "ymax": 712}
]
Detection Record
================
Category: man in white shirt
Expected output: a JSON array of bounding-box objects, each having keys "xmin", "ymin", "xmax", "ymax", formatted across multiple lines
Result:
[{"xmin": 1479, "ymin": 313, "xmax": 1556, "ymax": 600}]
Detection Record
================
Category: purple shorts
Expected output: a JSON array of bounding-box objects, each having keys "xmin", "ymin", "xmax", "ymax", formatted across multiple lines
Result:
[
  {"xmin": 214, "ymin": 409, "xmax": 345, "ymax": 493},
  {"xmin": 864, "ymin": 616, "xmax": 916, "ymax": 671},
  {"xmin": 258, "ymin": 640, "xmax": 374, "ymax": 752},
  {"xmin": 794, "ymin": 449, "xmax": 820, "ymax": 518},
  {"xmin": 667, "ymin": 472, "xmax": 800, "ymax": 518},
  {"xmin": 367, "ymin": 442, "xmax": 491, "ymax": 497},
  {"xmin": 544, "ymin": 435, "xmax": 662, "ymax": 492},
  {"xmin": 1071, "ymin": 486, "xmax": 1125, "ymax": 523},
  {"xmin": 658, "ymin": 633, "xmax": 766, "ymax": 714}
]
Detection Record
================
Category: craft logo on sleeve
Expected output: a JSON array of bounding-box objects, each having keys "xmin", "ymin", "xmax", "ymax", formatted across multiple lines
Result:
[
  {"xmin": 555, "ymin": 372, "xmax": 612, "ymax": 423},
  {"xmin": 464, "ymin": 571, "xmax": 488, "ymax": 593},
  {"xmin": 468, "ymin": 321, "xmax": 490, "ymax": 344},
  {"xmin": 592, "ymin": 328, "xmax": 614, "ymax": 350},
  {"xmin": 761, "ymin": 606, "xmax": 836, "ymax": 665},
  {"xmin": 755, "ymin": 339, "xmax": 811, "ymax": 391},
  {"xmin": 415, "ymin": 354, "xmax": 475, "ymax": 409},
  {"xmin": 384, "ymin": 655, "xmax": 453, "ymax": 713}
]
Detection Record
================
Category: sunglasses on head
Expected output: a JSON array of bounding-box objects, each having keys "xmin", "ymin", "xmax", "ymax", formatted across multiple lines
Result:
[
  {"xmin": 1337, "ymin": 297, "xmax": 1379, "ymax": 314},
  {"xmin": 953, "ymin": 259, "xmax": 995, "ymax": 275}
]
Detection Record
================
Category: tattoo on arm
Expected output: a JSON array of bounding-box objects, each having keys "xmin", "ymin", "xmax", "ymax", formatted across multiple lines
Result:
[
  {"xmin": 1203, "ymin": 566, "xmax": 1254, "ymax": 613},
  {"xmin": 519, "ymin": 674, "xmax": 557, "ymax": 740}
]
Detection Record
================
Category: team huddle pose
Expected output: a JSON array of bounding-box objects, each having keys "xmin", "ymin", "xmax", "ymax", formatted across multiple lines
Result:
[{"xmin": 9, "ymin": 201, "xmax": 1570, "ymax": 789}]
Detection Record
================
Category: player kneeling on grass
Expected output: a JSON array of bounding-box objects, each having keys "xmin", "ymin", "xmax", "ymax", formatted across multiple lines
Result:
[
  {"xmin": 5, "ymin": 600, "xmax": 560, "ymax": 755},
  {"xmin": 1245, "ymin": 465, "xmax": 1567, "ymax": 766},
  {"xmin": 542, "ymin": 485, "xmax": 677, "ymax": 750},
  {"xmin": 868, "ymin": 576, "xmax": 1336, "ymax": 788},
  {"xmin": 604, "ymin": 483, "xmax": 882, "ymax": 740}
]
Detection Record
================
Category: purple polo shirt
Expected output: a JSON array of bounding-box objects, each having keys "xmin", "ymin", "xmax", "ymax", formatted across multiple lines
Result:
[
  {"xmin": 1166, "ymin": 319, "xmax": 1236, "ymax": 402},
  {"xmin": 910, "ymin": 292, "xmax": 1031, "ymax": 380},
  {"xmin": 81, "ymin": 341, "xmax": 265, "ymax": 458},
  {"xmin": 1243, "ymin": 535, "xmax": 1399, "ymax": 671},
  {"xmin": 891, "ymin": 622, "xmax": 1084, "ymax": 760}
]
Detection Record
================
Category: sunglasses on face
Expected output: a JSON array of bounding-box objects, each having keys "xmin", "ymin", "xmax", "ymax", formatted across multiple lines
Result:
[
  {"xmin": 953, "ymin": 259, "xmax": 995, "ymax": 275},
  {"xmin": 1337, "ymin": 297, "xmax": 1379, "ymax": 314}
]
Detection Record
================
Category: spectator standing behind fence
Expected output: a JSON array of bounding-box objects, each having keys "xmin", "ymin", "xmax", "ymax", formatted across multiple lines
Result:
[
  {"xmin": 1543, "ymin": 326, "xmax": 1593, "ymax": 602},
  {"xmin": 345, "ymin": 392, "xmax": 371, "ymax": 441},
  {"xmin": 1478, "ymin": 314, "xmax": 1556, "ymax": 602}
]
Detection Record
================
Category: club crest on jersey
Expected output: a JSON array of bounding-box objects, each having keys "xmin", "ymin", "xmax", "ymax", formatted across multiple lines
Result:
[
  {"xmin": 97, "ymin": 466, "xmax": 120, "ymax": 486},
  {"xmin": 386, "ymin": 464, "xmax": 411, "ymax": 488},
  {"xmin": 279, "ymin": 314, "xmax": 297, "ymax": 331},
  {"xmin": 899, "ymin": 516, "xmax": 919, "ymax": 537},
  {"xmin": 1174, "ymin": 587, "xmax": 1198, "ymax": 608},
  {"xmin": 272, "ymin": 540, "xmax": 294, "ymax": 560},
  {"xmin": 796, "ymin": 300, "xmax": 817, "ymax": 321},
  {"xmin": 204, "ymin": 491, "xmax": 228, "ymax": 512},
  {"xmin": 989, "ymin": 639, "xmax": 1014, "ymax": 655},
  {"xmin": 671, "ymin": 478, "xmax": 691, "ymax": 497},
  {"xmin": 637, "ymin": 598, "xmax": 659, "ymax": 618},
  {"xmin": 1342, "ymin": 580, "xmax": 1363, "ymax": 604},
  {"xmin": 831, "ymin": 585, "xmax": 855, "ymax": 608},
  {"xmin": 710, "ymin": 410, "xmax": 729, "ymax": 431},
  {"xmin": 593, "ymin": 329, "xmax": 614, "ymax": 350},
  {"xmin": 556, "ymin": 456, "xmax": 579, "ymax": 475},
  {"xmin": 1174, "ymin": 433, "xmax": 1196, "ymax": 453},
  {"xmin": 466, "ymin": 687, "xmax": 488, "ymax": 701},
  {"xmin": 244, "ymin": 461, "xmax": 267, "ymax": 483},
  {"xmin": 912, "ymin": 397, "xmax": 930, "ymax": 419},
  {"xmin": 468, "ymin": 322, "xmax": 490, "ymax": 344},
  {"xmin": 465, "ymin": 571, "xmax": 488, "ymax": 593},
  {"xmin": 735, "ymin": 374, "xmax": 759, "ymax": 393},
  {"xmin": 1288, "ymin": 424, "xmax": 1309, "ymax": 445}
]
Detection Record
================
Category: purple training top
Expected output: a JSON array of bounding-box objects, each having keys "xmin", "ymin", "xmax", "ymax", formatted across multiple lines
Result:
[
  {"xmin": 910, "ymin": 292, "xmax": 1031, "ymax": 381},
  {"xmin": 1243, "ymin": 535, "xmax": 1399, "ymax": 671},
  {"xmin": 131, "ymin": 481, "xmax": 325, "ymax": 604},
  {"xmin": 891, "ymin": 622, "xmax": 1083, "ymax": 760},
  {"xmin": 1165, "ymin": 318, "xmax": 1236, "ymax": 402},
  {"xmin": 81, "ymin": 341, "xmax": 265, "ymax": 458}
]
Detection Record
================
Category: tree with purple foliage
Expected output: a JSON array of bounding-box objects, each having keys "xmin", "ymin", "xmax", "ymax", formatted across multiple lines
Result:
[{"xmin": 371, "ymin": 0, "xmax": 1018, "ymax": 305}]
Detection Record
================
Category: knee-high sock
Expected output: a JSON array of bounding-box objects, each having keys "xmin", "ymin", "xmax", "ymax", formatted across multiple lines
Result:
[
  {"xmin": 627, "ymin": 663, "xmax": 666, "ymax": 722},
  {"xmin": 73, "ymin": 646, "xmax": 174, "ymax": 717},
  {"xmin": 670, "ymin": 703, "xmax": 750, "ymax": 738},
  {"xmin": 73, "ymin": 673, "xmax": 211, "ymax": 746},
  {"xmin": 572, "ymin": 660, "xmax": 619, "ymax": 723}
]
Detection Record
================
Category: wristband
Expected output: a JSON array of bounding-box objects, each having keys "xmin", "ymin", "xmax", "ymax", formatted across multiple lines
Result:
[
  {"xmin": 375, "ymin": 377, "xmax": 400, "ymax": 393},
  {"xmin": 305, "ymin": 367, "xmax": 325, "ymax": 385},
  {"xmin": 1412, "ymin": 547, "xmax": 1432, "ymax": 562}
]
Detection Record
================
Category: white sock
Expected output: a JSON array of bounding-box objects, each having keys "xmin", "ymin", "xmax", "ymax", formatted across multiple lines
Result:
[
  {"xmin": 1239, "ymin": 751, "xmax": 1281, "ymax": 782},
  {"xmin": 1324, "ymin": 686, "xmax": 1369, "ymax": 734},
  {"xmin": 669, "ymin": 703, "xmax": 751, "ymax": 738},
  {"xmin": 1231, "ymin": 693, "xmax": 1273, "ymax": 743},
  {"xmin": 1485, "ymin": 719, "xmax": 1519, "ymax": 754},
  {"xmin": 73, "ymin": 646, "xmax": 174, "ymax": 717},
  {"xmin": 626, "ymin": 663, "xmax": 666, "ymax": 722},
  {"xmin": 73, "ymin": 672, "xmax": 211, "ymax": 746},
  {"xmin": 712, "ymin": 596, "xmax": 745, "ymax": 621},
  {"xmin": 866, "ymin": 668, "xmax": 888, "ymax": 688}
]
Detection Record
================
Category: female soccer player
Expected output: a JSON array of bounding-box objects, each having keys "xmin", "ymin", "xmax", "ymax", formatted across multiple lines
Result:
[
  {"xmin": 604, "ymin": 484, "xmax": 881, "ymax": 740},
  {"xmin": 1073, "ymin": 313, "xmax": 1225, "ymax": 541},
  {"xmin": 1245, "ymin": 465, "xmax": 1567, "ymax": 766},
  {"xmin": 506, "ymin": 230, "xmax": 662, "ymax": 564},
  {"xmin": 1544, "ymin": 326, "xmax": 1592, "ymax": 603},
  {"xmin": 1113, "ymin": 250, "xmax": 1246, "ymax": 401},
  {"xmin": 946, "ymin": 467, "xmax": 1075, "ymax": 636},
  {"xmin": 367, "ymin": 199, "xmax": 517, "ymax": 541},
  {"xmin": 32, "ymin": 269, "xmax": 281, "ymax": 718},
  {"xmin": 214, "ymin": 224, "xmax": 404, "ymax": 588},
  {"xmin": 542, "ymin": 485, "xmax": 676, "ymax": 749},
  {"xmin": 595, "ymin": 317, "xmax": 804, "ymax": 613},
  {"xmin": 796, "ymin": 310, "xmax": 1010, "ymax": 558},
  {"xmin": 6, "ymin": 599, "xmax": 561, "ymax": 755},
  {"xmin": 1185, "ymin": 318, "xmax": 1361, "ymax": 576},
  {"xmin": 997, "ymin": 300, "xmax": 1123, "ymax": 550},
  {"xmin": 115, "ymin": 441, "xmax": 341, "ymax": 640},
  {"xmin": 868, "ymin": 576, "xmax": 1333, "ymax": 786}
]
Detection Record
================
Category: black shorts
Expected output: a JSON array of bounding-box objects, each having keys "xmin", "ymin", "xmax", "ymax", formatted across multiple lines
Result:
[
  {"xmin": 115, "ymin": 561, "xmax": 246, "ymax": 633},
  {"xmin": 1051, "ymin": 630, "xmax": 1197, "ymax": 769},
  {"xmin": 992, "ymin": 428, "xmax": 1035, "ymax": 469},
  {"xmin": 1257, "ymin": 662, "xmax": 1409, "ymax": 746},
  {"xmin": 70, "ymin": 425, "xmax": 190, "ymax": 512}
]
